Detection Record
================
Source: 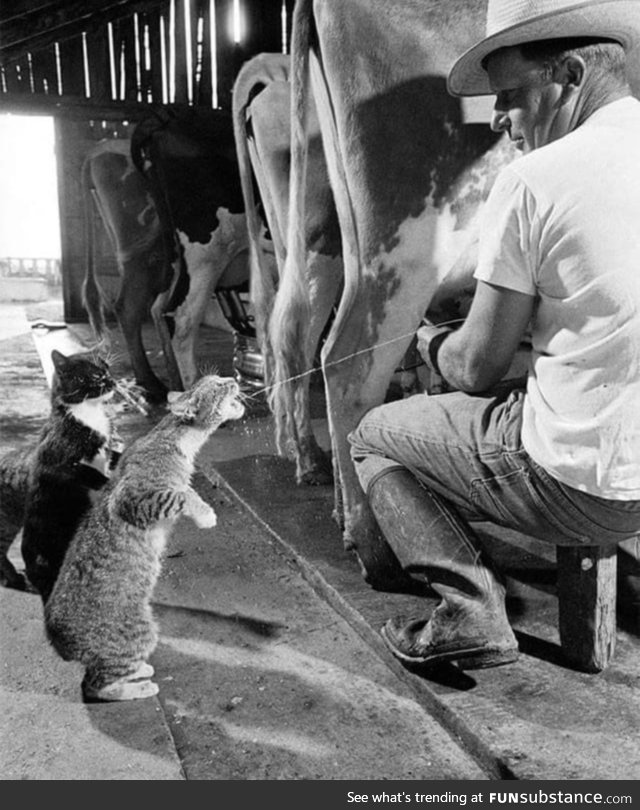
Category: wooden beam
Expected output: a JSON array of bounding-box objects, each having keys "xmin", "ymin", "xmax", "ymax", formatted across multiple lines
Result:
[
  {"xmin": 194, "ymin": 0, "xmax": 212, "ymax": 107},
  {"xmin": 58, "ymin": 36, "xmax": 85, "ymax": 98},
  {"xmin": 0, "ymin": 89, "xmax": 192, "ymax": 120},
  {"xmin": 2, "ymin": 54, "xmax": 31, "ymax": 93},
  {"xmin": 87, "ymin": 24, "xmax": 112, "ymax": 103},
  {"xmin": 244, "ymin": 0, "xmax": 283, "ymax": 55},
  {"xmin": 557, "ymin": 544, "xmax": 617, "ymax": 673},
  {"xmin": 173, "ymin": 0, "xmax": 189, "ymax": 103},
  {"xmin": 118, "ymin": 13, "xmax": 139, "ymax": 101},
  {"xmin": 1, "ymin": 0, "xmax": 168, "ymax": 66},
  {"xmin": 2, "ymin": 1, "xmax": 72, "ymax": 26},
  {"xmin": 146, "ymin": 9, "xmax": 164, "ymax": 104},
  {"xmin": 30, "ymin": 44, "xmax": 59, "ymax": 95},
  {"xmin": 214, "ymin": 0, "xmax": 240, "ymax": 110}
]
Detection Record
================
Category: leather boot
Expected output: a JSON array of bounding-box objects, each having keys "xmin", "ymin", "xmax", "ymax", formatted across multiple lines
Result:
[
  {"xmin": 618, "ymin": 537, "xmax": 640, "ymax": 632},
  {"xmin": 367, "ymin": 468, "xmax": 519, "ymax": 670}
]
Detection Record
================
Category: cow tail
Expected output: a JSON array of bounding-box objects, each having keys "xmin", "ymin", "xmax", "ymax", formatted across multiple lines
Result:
[
  {"xmin": 81, "ymin": 154, "xmax": 108, "ymax": 346},
  {"xmin": 268, "ymin": 0, "xmax": 314, "ymax": 459},
  {"xmin": 231, "ymin": 56, "xmax": 285, "ymax": 378}
]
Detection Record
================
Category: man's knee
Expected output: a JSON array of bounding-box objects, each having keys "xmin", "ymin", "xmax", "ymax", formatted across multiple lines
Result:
[{"xmin": 349, "ymin": 413, "xmax": 405, "ymax": 496}]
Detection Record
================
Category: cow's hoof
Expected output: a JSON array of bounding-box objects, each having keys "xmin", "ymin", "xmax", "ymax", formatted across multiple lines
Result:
[
  {"xmin": 144, "ymin": 387, "xmax": 168, "ymax": 405},
  {"xmin": 298, "ymin": 466, "xmax": 334, "ymax": 486}
]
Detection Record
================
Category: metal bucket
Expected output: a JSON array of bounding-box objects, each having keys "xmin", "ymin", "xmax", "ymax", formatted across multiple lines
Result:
[{"xmin": 233, "ymin": 331, "xmax": 264, "ymax": 393}]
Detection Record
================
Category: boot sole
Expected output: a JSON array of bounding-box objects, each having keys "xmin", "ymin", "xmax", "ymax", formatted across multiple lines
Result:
[{"xmin": 381, "ymin": 624, "xmax": 519, "ymax": 670}]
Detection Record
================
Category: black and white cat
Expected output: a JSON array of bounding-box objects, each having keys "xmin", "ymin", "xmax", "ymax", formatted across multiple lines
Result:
[{"xmin": 0, "ymin": 349, "xmax": 122, "ymax": 596}]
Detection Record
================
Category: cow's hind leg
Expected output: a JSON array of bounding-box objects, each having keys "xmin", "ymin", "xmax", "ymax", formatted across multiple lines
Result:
[
  {"xmin": 114, "ymin": 264, "xmax": 168, "ymax": 403},
  {"xmin": 150, "ymin": 288, "xmax": 184, "ymax": 392},
  {"xmin": 294, "ymin": 254, "xmax": 342, "ymax": 485},
  {"xmin": 171, "ymin": 266, "xmax": 218, "ymax": 390},
  {"xmin": 321, "ymin": 269, "xmax": 432, "ymax": 593}
]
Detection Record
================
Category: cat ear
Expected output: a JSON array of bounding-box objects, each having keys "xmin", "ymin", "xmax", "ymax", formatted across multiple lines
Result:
[
  {"xmin": 168, "ymin": 391, "xmax": 197, "ymax": 421},
  {"xmin": 51, "ymin": 350, "xmax": 69, "ymax": 370}
]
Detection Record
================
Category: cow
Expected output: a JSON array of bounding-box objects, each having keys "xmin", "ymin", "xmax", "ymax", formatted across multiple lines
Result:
[
  {"xmin": 272, "ymin": 0, "xmax": 518, "ymax": 588},
  {"xmin": 82, "ymin": 138, "xmax": 182, "ymax": 402},
  {"xmin": 232, "ymin": 52, "xmax": 343, "ymax": 485},
  {"xmin": 130, "ymin": 107, "xmax": 268, "ymax": 391}
]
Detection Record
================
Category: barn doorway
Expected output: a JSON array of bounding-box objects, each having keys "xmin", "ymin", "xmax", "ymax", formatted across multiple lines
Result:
[{"xmin": 0, "ymin": 113, "xmax": 63, "ymax": 331}]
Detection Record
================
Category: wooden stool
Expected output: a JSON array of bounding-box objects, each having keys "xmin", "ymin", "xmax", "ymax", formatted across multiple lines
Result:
[{"xmin": 557, "ymin": 545, "xmax": 617, "ymax": 672}]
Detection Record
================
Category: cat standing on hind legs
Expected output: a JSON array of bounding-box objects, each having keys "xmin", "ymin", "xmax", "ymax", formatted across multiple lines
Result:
[{"xmin": 45, "ymin": 374, "xmax": 245, "ymax": 702}]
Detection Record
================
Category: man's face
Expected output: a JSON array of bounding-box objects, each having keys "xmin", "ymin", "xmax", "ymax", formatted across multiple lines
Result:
[{"xmin": 486, "ymin": 46, "xmax": 568, "ymax": 153}]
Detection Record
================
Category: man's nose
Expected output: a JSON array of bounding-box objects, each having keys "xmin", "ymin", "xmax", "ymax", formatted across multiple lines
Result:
[{"xmin": 491, "ymin": 108, "xmax": 509, "ymax": 133}]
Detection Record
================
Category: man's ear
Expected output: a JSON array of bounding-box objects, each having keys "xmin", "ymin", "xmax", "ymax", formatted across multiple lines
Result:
[{"xmin": 556, "ymin": 54, "xmax": 586, "ymax": 90}]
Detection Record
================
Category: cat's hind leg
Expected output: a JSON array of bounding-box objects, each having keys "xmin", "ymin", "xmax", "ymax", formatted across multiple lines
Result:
[
  {"xmin": 83, "ymin": 676, "xmax": 159, "ymax": 702},
  {"xmin": 82, "ymin": 662, "xmax": 158, "ymax": 702},
  {"xmin": 82, "ymin": 621, "xmax": 159, "ymax": 702},
  {"xmin": 128, "ymin": 661, "xmax": 155, "ymax": 679}
]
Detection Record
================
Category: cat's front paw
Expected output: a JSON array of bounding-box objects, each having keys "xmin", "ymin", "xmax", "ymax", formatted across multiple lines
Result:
[{"xmin": 193, "ymin": 506, "xmax": 217, "ymax": 529}]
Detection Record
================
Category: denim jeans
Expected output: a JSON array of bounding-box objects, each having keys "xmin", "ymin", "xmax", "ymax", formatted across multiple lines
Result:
[{"xmin": 348, "ymin": 384, "xmax": 640, "ymax": 548}]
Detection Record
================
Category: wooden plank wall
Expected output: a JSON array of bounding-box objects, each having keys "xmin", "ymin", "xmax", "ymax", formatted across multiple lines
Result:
[
  {"xmin": 1, "ymin": 0, "xmax": 290, "ymax": 114},
  {"xmin": 56, "ymin": 118, "xmax": 138, "ymax": 323},
  {"xmin": 1, "ymin": 0, "xmax": 291, "ymax": 323}
]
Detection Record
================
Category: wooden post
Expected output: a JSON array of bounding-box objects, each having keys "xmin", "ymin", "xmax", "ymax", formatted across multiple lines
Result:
[
  {"xmin": 58, "ymin": 37, "xmax": 86, "ymax": 98},
  {"xmin": 557, "ymin": 545, "xmax": 617, "ymax": 673},
  {"xmin": 55, "ymin": 118, "xmax": 87, "ymax": 323},
  {"xmin": 87, "ymin": 24, "xmax": 112, "ymax": 103},
  {"xmin": 173, "ymin": 0, "xmax": 190, "ymax": 103}
]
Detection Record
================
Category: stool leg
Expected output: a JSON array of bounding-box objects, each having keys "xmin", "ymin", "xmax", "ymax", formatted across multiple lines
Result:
[{"xmin": 557, "ymin": 545, "xmax": 617, "ymax": 673}]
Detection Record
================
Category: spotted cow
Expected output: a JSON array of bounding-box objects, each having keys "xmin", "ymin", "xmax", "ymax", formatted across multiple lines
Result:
[
  {"xmin": 274, "ymin": 0, "xmax": 517, "ymax": 585},
  {"xmin": 131, "ymin": 108, "xmax": 254, "ymax": 391},
  {"xmin": 232, "ymin": 52, "xmax": 342, "ymax": 485},
  {"xmin": 82, "ymin": 138, "xmax": 181, "ymax": 401}
]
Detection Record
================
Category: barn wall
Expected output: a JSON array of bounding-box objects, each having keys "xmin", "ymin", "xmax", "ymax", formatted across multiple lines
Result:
[
  {"xmin": 1, "ymin": 0, "xmax": 294, "ymax": 114},
  {"xmin": 56, "ymin": 118, "xmax": 137, "ymax": 323},
  {"xmin": 1, "ymin": 0, "xmax": 296, "ymax": 324}
]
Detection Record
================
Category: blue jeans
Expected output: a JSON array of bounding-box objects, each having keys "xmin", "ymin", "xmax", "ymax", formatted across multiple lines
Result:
[{"xmin": 348, "ymin": 384, "xmax": 640, "ymax": 548}]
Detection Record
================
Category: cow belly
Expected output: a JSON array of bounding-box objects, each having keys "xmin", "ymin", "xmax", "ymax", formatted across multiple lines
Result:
[
  {"xmin": 202, "ymin": 296, "xmax": 234, "ymax": 333},
  {"xmin": 172, "ymin": 209, "xmax": 249, "ymax": 388}
]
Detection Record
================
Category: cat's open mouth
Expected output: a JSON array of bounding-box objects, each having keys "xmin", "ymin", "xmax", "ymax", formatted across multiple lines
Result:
[
  {"xmin": 225, "ymin": 395, "xmax": 245, "ymax": 420},
  {"xmin": 221, "ymin": 384, "xmax": 245, "ymax": 421}
]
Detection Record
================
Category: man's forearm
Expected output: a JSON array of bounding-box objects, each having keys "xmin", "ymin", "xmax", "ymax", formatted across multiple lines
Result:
[{"xmin": 417, "ymin": 324, "xmax": 505, "ymax": 393}]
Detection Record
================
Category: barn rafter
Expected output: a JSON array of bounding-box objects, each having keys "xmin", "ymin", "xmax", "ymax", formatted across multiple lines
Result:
[
  {"xmin": 0, "ymin": 0, "xmax": 294, "ymax": 325},
  {"xmin": 1, "ymin": 1, "xmax": 160, "ymax": 66},
  {"xmin": 0, "ymin": 0, "xmax": 294, "ymax": 116}
]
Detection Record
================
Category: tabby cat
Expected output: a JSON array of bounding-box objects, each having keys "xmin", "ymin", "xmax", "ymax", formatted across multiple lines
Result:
[
  {"xmin": 0, "ymin": 349, "xmax": 120, "ymax": 596},
  {"xmin": 45, "ymin": 374, "xmax": 245, "ymax": 702}
]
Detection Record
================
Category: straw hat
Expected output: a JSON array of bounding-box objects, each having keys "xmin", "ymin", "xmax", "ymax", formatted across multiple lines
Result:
[{"xmin": 448, "ymin": 0, "xmax": 640, "ymax": 96}]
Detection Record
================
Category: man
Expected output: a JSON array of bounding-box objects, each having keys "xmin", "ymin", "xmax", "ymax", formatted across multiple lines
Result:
[{"xmin": 348, "ymin": 0, "xmax": 640, "ymax": 670}]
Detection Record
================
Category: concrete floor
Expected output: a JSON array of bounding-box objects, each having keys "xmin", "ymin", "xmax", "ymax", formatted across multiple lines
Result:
[{"xmin": 1, "ymin": 297, "xmax": 639, "ymax": 781}]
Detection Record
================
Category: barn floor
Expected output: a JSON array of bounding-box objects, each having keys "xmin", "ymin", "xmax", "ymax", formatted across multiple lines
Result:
[{"xmin": 1, "ymin": 297, "xmax": 639, "ymax": 782}]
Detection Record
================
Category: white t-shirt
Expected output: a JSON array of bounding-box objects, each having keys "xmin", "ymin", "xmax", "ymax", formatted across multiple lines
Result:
[{"xmin": 475, "ymin": 96, "xmax": 640, "ymax": 499}]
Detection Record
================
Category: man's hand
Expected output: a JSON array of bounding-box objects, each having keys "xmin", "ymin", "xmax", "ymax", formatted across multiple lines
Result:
[
  {"xmin": 416, "ymin": 322, "xmax": 454, "ymax": 374},
  {"xmin": 420, "ymin": 281, "xmax": 535, "ymax": 393}
]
